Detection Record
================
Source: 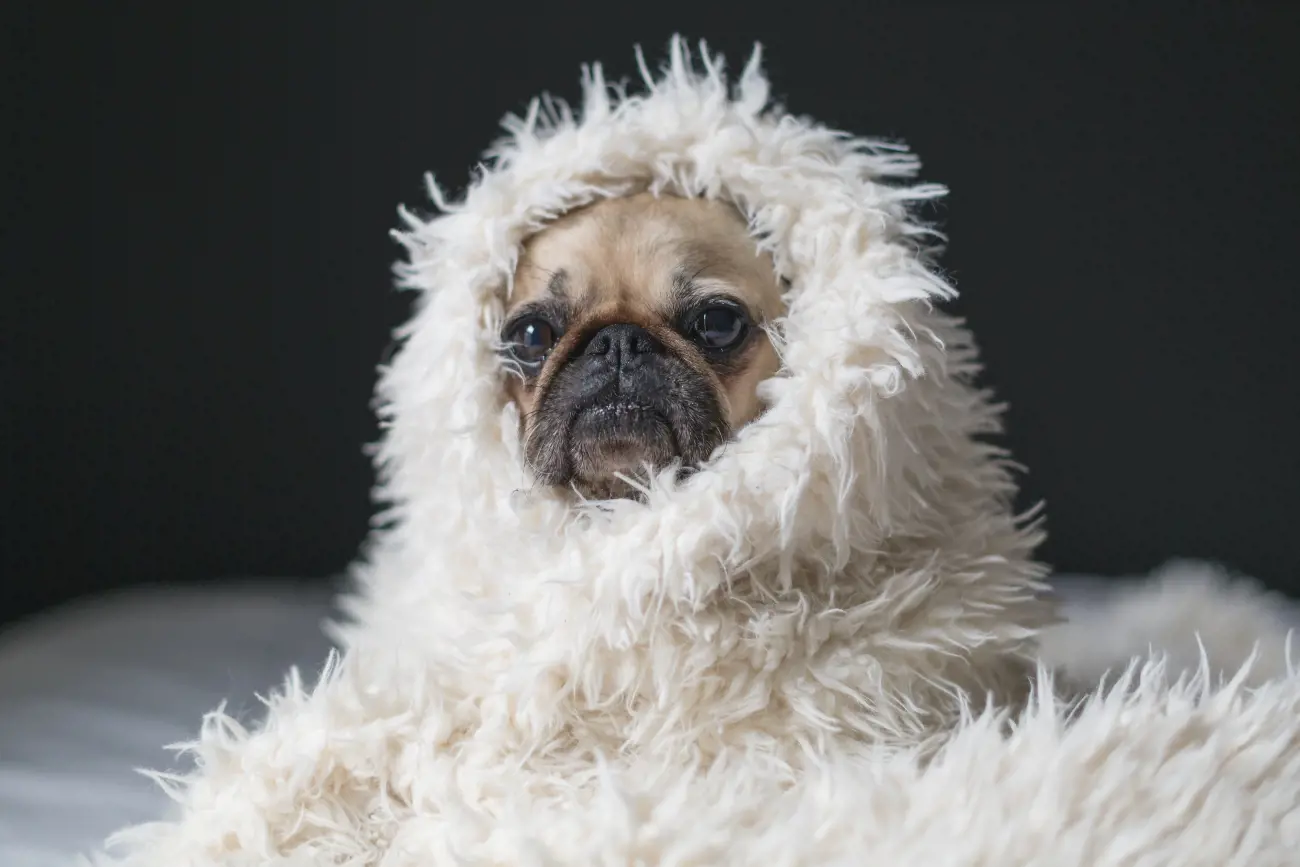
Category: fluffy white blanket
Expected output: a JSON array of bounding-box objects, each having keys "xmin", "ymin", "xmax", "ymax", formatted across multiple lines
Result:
[{"xmin": 97, "ymin": 38, "xmax": 1300, "ymax": 866}]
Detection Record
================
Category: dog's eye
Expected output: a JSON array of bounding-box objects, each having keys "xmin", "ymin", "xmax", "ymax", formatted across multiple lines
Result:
[
  {"xmin": 688, "ymin": 305, "xmax": 748, "ymax": 351},
  {"xmin": 505, "ymin": 318, "xmax": 558, "ymax": 367}
]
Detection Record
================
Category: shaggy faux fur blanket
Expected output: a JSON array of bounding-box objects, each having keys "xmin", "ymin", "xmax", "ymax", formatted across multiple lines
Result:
[{"xmin": 98, "ymin": 38, "xmax": 1300, "ymax": 867}]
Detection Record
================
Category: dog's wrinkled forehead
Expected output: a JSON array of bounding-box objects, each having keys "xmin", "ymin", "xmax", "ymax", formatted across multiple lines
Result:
[{"xmin": 508, "ymin": 194, "xmax": 782, "ymax": 320}]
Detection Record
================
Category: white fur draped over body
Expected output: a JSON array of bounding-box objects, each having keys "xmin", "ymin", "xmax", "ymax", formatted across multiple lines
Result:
[{"xmin": 98, "ymin": 38, "xmax": 1300, "ymax": 866}]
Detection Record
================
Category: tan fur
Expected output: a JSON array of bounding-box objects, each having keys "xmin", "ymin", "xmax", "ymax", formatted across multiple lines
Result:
[{"xmin": 505, "ymin": 194, "xmax": 784, "ymax": 468}]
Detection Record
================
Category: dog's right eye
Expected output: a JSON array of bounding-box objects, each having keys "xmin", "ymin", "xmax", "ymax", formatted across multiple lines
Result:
[{"xmin": 505, "ymin": 318, "xmax": 558, "ymax": 368}]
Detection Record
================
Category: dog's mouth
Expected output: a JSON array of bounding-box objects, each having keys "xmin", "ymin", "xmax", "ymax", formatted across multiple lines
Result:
[
  {"xmin": 567, "ymin": 396, "xmax": 681, "ymax": 487},
  {"xmin": 520, "ymin": 323, "xmax": 733, "ymax": 499}
]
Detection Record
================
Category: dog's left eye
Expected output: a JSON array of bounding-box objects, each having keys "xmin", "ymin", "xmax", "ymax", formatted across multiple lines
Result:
[
  {"xmin": 688, "ymin": 305, "xmax": 748, "ymax": 351},
  {"xmin": 505, "ymin": 318, "xmax": 558, "ymax": 368}
]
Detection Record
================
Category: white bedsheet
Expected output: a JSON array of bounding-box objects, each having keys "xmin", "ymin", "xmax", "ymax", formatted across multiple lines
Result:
[
  {"xmin": 0, "ymin": 574, "xmax": 1289, "ymax": 865},
  {"xmin": 0, "ymin": 582, "xmax": 338, "ymax": 866}
]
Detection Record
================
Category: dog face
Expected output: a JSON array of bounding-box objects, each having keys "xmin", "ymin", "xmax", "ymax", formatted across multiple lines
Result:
[{"xmin": 500, "ymin": 193, "xmax": 784, "ymax": 499}]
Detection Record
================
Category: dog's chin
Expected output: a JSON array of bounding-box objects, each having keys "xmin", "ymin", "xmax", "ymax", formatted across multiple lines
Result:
[
  {"xmin": 568, "ymin": 402, "xmax": 680, "ymax": 500},
  {"xmin": 522, "ymin": 358, "xmax": 733, "ymax": 501}
]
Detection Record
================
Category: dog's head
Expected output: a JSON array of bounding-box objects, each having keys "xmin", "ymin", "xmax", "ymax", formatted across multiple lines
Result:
[{"xmin": 501, "ymin": 193, "xmax": 784, "ymax": 499}]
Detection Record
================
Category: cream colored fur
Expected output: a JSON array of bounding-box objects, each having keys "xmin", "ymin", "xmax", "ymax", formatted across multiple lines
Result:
[{"xmin": 95, "ymin": 38, "xmax": 1300, "ymax": 866}]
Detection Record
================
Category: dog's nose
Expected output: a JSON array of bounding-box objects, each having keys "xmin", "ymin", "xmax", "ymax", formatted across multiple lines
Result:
[{"xmin": 583, "ymin": 323, "xmax": 661, "ymax": 365}]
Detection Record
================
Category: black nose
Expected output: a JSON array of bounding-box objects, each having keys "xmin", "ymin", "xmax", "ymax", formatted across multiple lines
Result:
[{"xmin": 583, "ymin": 323, "xmax": 661, "ymax": 365}]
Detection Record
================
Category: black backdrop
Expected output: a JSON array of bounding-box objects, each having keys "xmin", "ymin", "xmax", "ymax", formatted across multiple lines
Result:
[{"xmin": 5, "ymin": 2, "xmax": 1299, "ymax": 628}]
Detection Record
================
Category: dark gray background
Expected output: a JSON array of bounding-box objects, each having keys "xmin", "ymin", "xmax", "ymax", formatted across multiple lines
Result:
[{"xmin": 4, "ymin": 2, "xmax": 1298, "ymax": 628}]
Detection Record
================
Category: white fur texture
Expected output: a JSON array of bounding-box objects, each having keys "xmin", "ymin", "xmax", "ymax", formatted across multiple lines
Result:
[
  {"xmin": 96, "ymin": 38, "xmax": 1300, "ymax": 866},
  {"xmin": 1042, "ymin": 560, "xmax": 1298, "ymax": 687}
]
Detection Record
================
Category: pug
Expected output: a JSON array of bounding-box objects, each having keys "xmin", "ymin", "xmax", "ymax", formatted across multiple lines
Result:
[{"xmin": 500, "ymin": 193, "xmax": 785, "ymax": 500}]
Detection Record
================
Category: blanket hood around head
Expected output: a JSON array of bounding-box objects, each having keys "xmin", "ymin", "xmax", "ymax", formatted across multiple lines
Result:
[{"xmin": 101, "ymin": 38, "xmax": 1300, "ymax": 867}]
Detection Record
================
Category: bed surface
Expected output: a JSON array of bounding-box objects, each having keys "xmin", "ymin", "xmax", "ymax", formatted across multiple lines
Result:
[{"xmin": 0, "ymin": 582, "xmax": 337, "ymax": 866}]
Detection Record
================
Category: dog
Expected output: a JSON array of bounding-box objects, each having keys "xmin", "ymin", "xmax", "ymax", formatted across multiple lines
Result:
[{"xmin": 501, "ymin": 193, "xmax": 785, "ymax": 499}]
